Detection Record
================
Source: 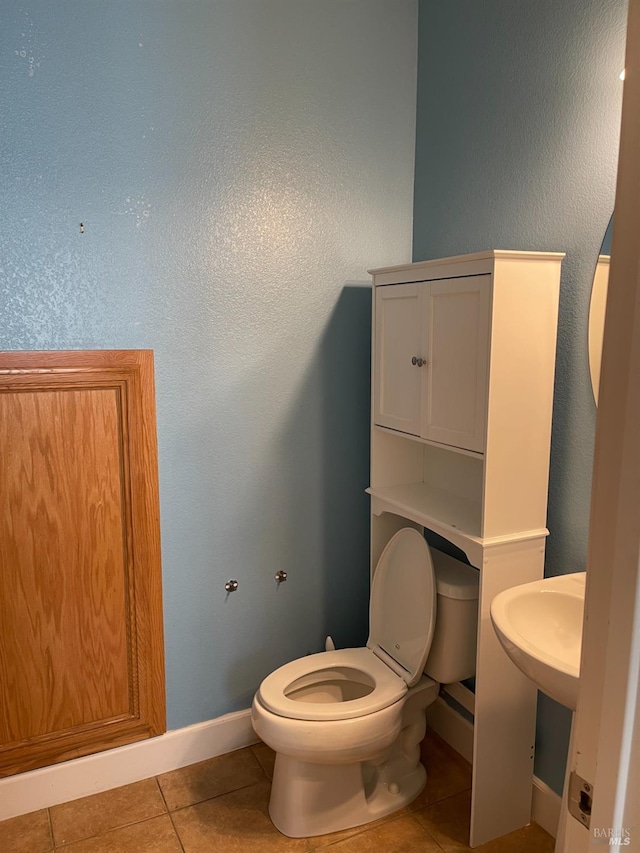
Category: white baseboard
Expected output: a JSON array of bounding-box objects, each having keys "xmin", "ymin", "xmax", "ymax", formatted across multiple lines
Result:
[
  {"xmin": 426, "ymin": 696, "xmax": 561, "ymax": 840},
  {"xmin": 426, "ymin": 696, "xmax": 474, "ymax": 763},
  {"xmin": 531, "ymin": 775, "xmax": 562, "ymax": 840},
  {"xmin": 0, "ymin": 709, "xmax": 258, "ymax": 822}
]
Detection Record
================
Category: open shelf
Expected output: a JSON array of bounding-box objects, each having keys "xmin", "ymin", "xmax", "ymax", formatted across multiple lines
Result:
[
  {"xmin": 366, "ymin": 482, "xmax": 482, "ymax": 558},
  {"xmin": 369, "ymin": 427, "xmax": 484, "ymax": 560},
  {"xmin": 374, "ymin": 425, "xmax": 484, "ymax": 460}
]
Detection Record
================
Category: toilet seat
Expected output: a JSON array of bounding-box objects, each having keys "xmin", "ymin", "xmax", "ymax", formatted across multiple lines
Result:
[
  {"xmin": 257, "ymin": 528, "xmax": 437, "ymax": 723},
  {"xmin": 257, "ymin": 648, "xmax": 406, "ymax": 721}
]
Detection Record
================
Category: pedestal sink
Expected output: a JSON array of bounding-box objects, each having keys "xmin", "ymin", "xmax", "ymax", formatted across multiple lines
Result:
[{"xmin": 490, "ymin": 572, "xmax": 586, "ymax": 710}]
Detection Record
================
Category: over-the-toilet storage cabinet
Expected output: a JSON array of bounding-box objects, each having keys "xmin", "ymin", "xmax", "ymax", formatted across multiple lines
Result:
[{"xmin": 368, "ymin": 251, "xmax": 564, "ymax": 847}]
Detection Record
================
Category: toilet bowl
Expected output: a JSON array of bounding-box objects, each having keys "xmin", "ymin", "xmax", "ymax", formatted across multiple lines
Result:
[{"xmin": 251, "ymin": 528, "xmax": 479, "ymax": 838}]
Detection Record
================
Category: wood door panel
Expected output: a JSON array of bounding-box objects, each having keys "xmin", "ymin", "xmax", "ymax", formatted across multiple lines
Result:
[
  {"xmin": 0, "ymin": 388, "xmax": 131, "ymax": 743},
  {"xmin": 0, "ymin": 352, "xmax": 165, "ymax": 776}
]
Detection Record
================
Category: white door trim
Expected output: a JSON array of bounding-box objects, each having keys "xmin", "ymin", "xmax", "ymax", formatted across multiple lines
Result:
[{"xmin": 558, "ymin": 2, "xmax": 640, "ymax": 849}]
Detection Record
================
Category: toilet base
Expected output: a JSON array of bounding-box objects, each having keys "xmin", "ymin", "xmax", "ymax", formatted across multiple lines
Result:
[
  {"xmin": 269, "ymin": 750, "xmax": 427, "ymax": 838},
  {"xmin": 257, "ymin": 675, "xmax": 439, "ymax": 838},
  {"xmin": 268, "ymin": 678, "xmax": 436, "ymax": 838}
]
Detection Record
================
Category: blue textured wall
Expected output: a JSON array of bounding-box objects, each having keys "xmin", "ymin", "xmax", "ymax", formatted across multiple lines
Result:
[
  {"xmin": 413, "ymin": 0, "xmax": 627, "ymax": 795},
  {"xmin": 1, "ymin": 1, "xmax": 418, "ymax": 729}
]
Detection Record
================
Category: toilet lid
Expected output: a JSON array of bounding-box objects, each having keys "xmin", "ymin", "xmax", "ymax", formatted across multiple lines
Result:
[{"xmin": 367, "ymin": 528, "xmax": 436, "ymax": 687}]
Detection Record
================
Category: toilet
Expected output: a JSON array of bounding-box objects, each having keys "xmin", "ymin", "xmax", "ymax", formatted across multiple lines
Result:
[{"xmin": 251, "ymin": 527, "xmax": 479, "ymax": 838}]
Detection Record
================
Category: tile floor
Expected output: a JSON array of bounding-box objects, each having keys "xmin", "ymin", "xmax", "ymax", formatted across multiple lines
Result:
[{"xmin": 0, "ymin": 730, "xmax": 554, "ymax": 853}]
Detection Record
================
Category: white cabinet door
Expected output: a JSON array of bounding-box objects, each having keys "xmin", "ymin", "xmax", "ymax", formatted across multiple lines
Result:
[
  {"xmin": 374, "ymin": 283, "xmax": 424, "ymax": 435},
  {"xmin": 424, "ymin": 275, "xmax": 490, "ymax": 452}
]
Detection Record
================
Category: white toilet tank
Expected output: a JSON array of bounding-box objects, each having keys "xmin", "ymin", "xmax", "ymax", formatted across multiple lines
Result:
[{"xmin": 424, "ymin": 548, "xmax": 479, "ymax": 684}]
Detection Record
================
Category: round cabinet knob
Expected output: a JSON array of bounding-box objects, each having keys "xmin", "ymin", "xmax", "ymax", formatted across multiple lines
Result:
[
  {"xmin": 412, "ymin": 356, "xmax": 427, "ymax": 367},
  {"xmin": 411, "ymin": 356, "xmax": 418, "ymax": 365},
  {"xmin": 274, "ymin": 570, "xmax": 288, "ymax": 583},
  {"xmin": 225, "ymin": 579, "xmax": 239, "ymax": 593}
]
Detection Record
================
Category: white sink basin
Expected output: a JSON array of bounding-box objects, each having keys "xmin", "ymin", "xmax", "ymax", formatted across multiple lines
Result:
[{"xmin": 490, "ymin": 572, "xmax": 586, "ymax": 710}]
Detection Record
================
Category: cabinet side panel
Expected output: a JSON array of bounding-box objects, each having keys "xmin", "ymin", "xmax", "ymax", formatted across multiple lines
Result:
[
  {"xmin": 470, "ymin": 539, "xmax": 544, "ymax": 845},
  {"xmin": 483, "ymin": 259, "xmax": 561, "ymax": 538}
]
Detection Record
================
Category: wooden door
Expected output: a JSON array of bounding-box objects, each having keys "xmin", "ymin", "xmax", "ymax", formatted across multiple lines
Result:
[
  {"xmin": 424, "ymin": 275, "xmax": 491, "ymax": 452},
  {"xmin": 374, "ymin": 283, "xmax": 424, "ymax": 436},
  {"xmin": 0, "ymin": 350, "xmax": 165, "ymax": 777}
]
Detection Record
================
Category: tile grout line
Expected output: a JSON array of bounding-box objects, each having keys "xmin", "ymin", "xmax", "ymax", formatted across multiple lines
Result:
[
  {"xmin": 404, "ymin": 811, "xmax": 449, "ymax": 852},
  {"xmin": 306, "ymin": 810, "xmax": 422, "ymax": 851},
  {"xmin": 162, "ymin": 779, "xmax": 273, "ymax": 816},
  {"xmin": 46, "ymin": 806, "xmax": 55, "ymax": 851},
  {"xmin": 410, "ymin": 789, "xmax": 473, "ymax": 852},
  {"xmin": 154, "ymin": 776, "xmax": 186, "ymax": 853},
  {"xmin": 309, "ymin": 813, "xmax": 451, "ymax": 852},
  {"xmin": 154, "ymin": 746, "xmax": 272, "ymax": 815},
  {"xmin": 411, "ymin": 786, "xmax": 472, "ymax": 816},
  {"xmin": 248, "ymin": 743, "xmax": 273, "ymax": 781},
  {"xmin": 413, "ymin": 814, "xmax": 449, "ymax": 853},
  {"xmin": 50, "ymin": 809, "xmax": 174, "ymax": 849},
  {"xmin": 407, "ymin": 783, "xmax": 473, "ymax": 813}
]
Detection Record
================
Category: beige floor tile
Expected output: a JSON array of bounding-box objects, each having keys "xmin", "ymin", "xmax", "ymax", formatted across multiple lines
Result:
[
  {"xmin": 475, "ymin": 822, "xmax": 555, "ymax": 853},
  {"xmin": 158, "ymin": 746, "xmax": 265, "ymax": 811},
  {"xmin": 311, "ymin": 814, "xmax": 442, "ymax": 852},
  {"xmin": 51, "ymin": 814, "xmax": 181, "ymax": 853},
  {"xmin": 306, "ymin": 807, "xmax": 410, "ymax": 848},
  {"xmin": 413, "ymin": 789, "xmax": 472, "ymax": 852},
  {"xmin": 0, "ymin": 809, "xmax": 52, "ymax": 853},
  {"xmin": 171, "ymin": 779, "xmax": 311, "ymax": 852},
  {"xmin": 50, "ymin": 778, "xmax": 166, "ymax": 845},
  {"xmin": 409, "ymin": 728, "xmax": 472, "ymax": 810},
  {"xmin": 250, "ymin": 741, "xmax": 276, "ymax": 780},
  {"xmin": 414, "ymin": 788, "xmax": 555, "ymax": 853}
]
